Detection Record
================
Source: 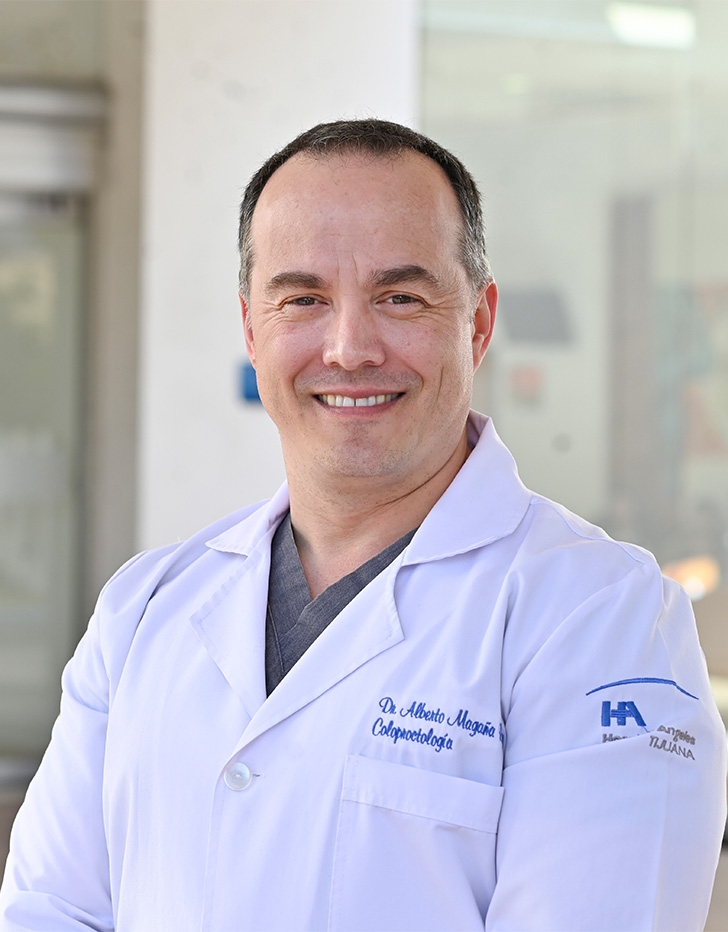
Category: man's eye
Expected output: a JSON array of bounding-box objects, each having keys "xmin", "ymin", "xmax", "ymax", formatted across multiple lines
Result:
[
  {"xmin": 289, "ymin": 296, "xmax": 317, "ymax": 306},
  {"xmin": 390, "ymin": 294, "xmax": 415, "ymax": 305}
]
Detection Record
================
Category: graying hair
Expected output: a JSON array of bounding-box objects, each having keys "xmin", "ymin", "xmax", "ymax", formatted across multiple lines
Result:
[{"xmin": 237, "ymin": 119, "xmax": 492, "ymax": 300}]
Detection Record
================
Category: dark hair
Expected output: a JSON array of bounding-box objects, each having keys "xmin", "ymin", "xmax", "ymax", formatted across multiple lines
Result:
[{"xmin": 237, "ymin": 119, "xmax": 492, "ymax": 298}]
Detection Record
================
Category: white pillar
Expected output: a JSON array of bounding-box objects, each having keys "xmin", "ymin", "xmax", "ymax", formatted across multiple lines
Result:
[{"xmin": 137, "ymin": 0, "xmax": 420, "ymax": 549}]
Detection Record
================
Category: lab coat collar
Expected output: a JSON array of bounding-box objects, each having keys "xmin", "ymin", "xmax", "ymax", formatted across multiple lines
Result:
[
  {"xmin": 199, "ymin": 478, "xmax": 405, "ymax": 739},
  {"xmin": 195, "ymin": 411, "xmax": 529, "ymax": 733},
  {"xmin": 206, "ymin": 479, "xmax": 291, "ymax": 556},
  {"xmin": 206, "ymin": 411, "xmax": 530, "ymax": 565},
  {"xmin": 402, "ymin": 411, "xmax": 531, "ymax": 566}
]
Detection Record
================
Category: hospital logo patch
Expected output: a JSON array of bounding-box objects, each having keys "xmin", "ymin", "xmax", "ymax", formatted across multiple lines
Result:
[{"xmin": 601, "ymin": 700, "xmax": 646, "ymax": 727}]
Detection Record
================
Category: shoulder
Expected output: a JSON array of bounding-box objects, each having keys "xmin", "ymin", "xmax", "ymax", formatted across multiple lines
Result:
[
  {"xmin": 97, "ymin": 501, "xmax": 267, "ymax": 611},
  {"xmin": 494, "ymin": 492, "xmax": 694, "ymax": 670},
  {"xmin": 497, "ymin": 498, "xmax": 720, "ymax": 775},
  {"xmin": 87, "ymin": 500, "xmax": 271, "ymax": 673},
  {"xmin": 513, "ymin": 492, "xmax": 664, "ymax": 593}
]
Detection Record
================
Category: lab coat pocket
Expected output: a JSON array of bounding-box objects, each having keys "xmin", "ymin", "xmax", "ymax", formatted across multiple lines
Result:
[{"xmin": 328, "ymin": 754, "xmax": 503, "ymax": 932}]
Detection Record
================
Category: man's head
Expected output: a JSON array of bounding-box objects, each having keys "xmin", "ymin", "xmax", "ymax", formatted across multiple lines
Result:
[
  {"xmin": 238, "ymin": 119, "xmax": 492, "ymax": 302},
  {"xmin": 238, "ymin": 119, "xmax": 497, "ymax": 501}
]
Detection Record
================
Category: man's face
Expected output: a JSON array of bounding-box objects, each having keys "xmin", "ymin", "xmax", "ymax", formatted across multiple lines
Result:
[{"xmin": 242, "ymin": 150, "xmax": 497, "ymax": 496}]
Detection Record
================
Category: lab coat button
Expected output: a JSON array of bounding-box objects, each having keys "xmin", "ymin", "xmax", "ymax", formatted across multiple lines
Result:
[{"xmin": 224, "ymin": 761, "xmax": 253, "ymax": 790}]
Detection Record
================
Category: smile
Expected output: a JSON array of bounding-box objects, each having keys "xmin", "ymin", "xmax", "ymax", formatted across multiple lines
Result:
[{"xmin": 316, "ymin": 393, "xmax": 400, "ymax": 408}]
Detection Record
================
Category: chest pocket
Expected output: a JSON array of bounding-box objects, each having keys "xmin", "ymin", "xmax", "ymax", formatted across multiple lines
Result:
[{"xmin": 328, "ymin": 754, "xmax": 503, "ymax": 932}]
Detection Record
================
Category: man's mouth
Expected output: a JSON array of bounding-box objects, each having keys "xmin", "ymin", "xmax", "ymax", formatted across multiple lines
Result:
[{"xmin": 315, "ymin": 393, "xmax": 401, "ymax": 408}]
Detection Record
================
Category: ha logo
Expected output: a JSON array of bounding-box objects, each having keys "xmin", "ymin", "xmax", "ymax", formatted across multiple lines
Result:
[{"xmin": 601, "ymin": 700, "xmax": 646, "ymax": 727}]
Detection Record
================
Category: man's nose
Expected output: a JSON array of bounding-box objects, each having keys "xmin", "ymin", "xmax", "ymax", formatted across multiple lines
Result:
[{"xmin": 322, "ymin": 301, "xmax": 386, "ymax": 370}]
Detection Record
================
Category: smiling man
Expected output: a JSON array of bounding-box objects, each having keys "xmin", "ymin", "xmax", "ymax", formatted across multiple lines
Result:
[
  {"xmin": 242, "ymin": 145, "xmax": 495, "ymax": 598},
  {"xmin": 1, "ymin": 120, "xmax": 725, "ymax": 932}
]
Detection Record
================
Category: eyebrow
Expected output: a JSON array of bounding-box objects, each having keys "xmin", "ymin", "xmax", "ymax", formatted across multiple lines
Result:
[
  {"xmin": 264, "ymin": 271, "xmax": 327, "ymax": 295},
  {"xmin": 369, "ymin": 265, "xmax": 443, "ymax": 290},
  {"xmin": 263, "ymin": 264, "xmax": 444, "ymax": 296}
]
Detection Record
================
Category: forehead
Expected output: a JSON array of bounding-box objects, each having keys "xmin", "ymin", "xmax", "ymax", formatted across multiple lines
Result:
[{"xmin": 250, "ymin": 150, "xmax": 464, "ymax": 265}]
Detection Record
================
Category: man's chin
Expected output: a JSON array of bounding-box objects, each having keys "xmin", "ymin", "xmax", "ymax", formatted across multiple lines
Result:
[{"xmin": 316, "ymin": 447, "xmax": 409, "ymax": 483}]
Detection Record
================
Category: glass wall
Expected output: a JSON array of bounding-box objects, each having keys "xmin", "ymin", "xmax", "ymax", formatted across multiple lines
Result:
[
  {"xmin": 0, "ymin": 193, "xmax": 86, "ymax": 754},
  {"xmin": 421, "ymin": 0, "xmax": 728, "ymax": 679},
  {"xmin": 0, "ymin": 84, "xmax": 102, "ymax": 760}
]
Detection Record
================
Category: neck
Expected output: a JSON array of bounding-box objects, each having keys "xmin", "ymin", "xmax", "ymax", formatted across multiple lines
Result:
[{"xmin": 287, "ymin": 432, "xmax": 470, "ymax": 598}]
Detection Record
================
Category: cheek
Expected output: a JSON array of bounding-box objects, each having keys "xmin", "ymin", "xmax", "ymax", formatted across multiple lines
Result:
[
  {"xmin": 382, "ymin": 318, "xmax": 440, "ymax": 361},
  {"xmin": 396, "ymin": 323, "xmax": 473, "ymax": 380},
  {"xmin": 256, "ymin": 326, "xmax": 318, "ymax": 378}
]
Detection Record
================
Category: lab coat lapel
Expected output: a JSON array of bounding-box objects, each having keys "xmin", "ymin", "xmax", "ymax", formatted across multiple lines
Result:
[
  {"xmin": 190, "ymin": 484, "xmax": 290, "ymax": 721},
  {"xmin": 192, "ymin": 412, "xmax": 529, "ymax": 744},
  {"xmin": 189, "ymin": 547, "xmax": 270, "ymax": 721},
  {"xmin": 237, "ymin": 557, "xmax": 404, "ymax": 748},
  {"xmin": 237, "ymin": 412, "xmax": 528, "ymax": 741}
]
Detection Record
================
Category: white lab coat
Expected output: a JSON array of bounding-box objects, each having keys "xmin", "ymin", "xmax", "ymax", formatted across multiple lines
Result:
[{"xmin": 1, "ymin": 413, "xmax": 725, "ymax": 932}]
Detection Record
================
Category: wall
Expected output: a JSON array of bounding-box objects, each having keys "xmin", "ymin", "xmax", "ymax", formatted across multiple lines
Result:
[
  {"xmin": 84, "ymin": 0, "xmax": 145, "ymax": 614},
  {"xmin": 0, "ymin": 0, "xmax": 102, "ymax": 81},
  {"xmin": 137, "ymin": 0, "xmax": 420, "ymax": 549},
  {"xmin": 0, "ymin": 0, "xmax": 146, "ymax": 625}
]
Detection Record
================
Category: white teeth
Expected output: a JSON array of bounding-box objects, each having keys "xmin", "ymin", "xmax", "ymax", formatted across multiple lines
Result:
[{"xmin": 319, "ymin": 393, "xmax": 398, "ymax": 407}]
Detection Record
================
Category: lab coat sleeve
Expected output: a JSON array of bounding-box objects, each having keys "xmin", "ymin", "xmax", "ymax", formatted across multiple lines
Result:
[
  {"xmin": 0, "ymin": 552, "xmax": 150, "ymax": 932},
  {"xmin": 487, "ymin": 561, "xmax": 727, "ymax": 932}
]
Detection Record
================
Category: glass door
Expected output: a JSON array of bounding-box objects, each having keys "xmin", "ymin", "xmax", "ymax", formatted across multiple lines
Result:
[{"xmin": 0, "ymin": 192, "xmax": 85, "ymax": 755}]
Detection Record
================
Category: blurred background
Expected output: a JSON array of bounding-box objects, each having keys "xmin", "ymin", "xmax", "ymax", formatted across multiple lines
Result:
[{"xmin": 0, "ymin": 0, "xmax": 727, "ymax": 921}]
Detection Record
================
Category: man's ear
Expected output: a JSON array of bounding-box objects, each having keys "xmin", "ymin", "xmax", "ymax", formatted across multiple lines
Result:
[
  {"xmin": 472, "ymin": 280, "xmax": 497, "ymax": 371},
  {"xmin": 240, "ymin": 293, "xmax": 256, "ymax": 367}
]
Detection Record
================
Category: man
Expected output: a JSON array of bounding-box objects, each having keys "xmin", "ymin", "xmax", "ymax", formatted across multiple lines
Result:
[{"xmin": 1, "ymin": 120, "xmax": 725, "ymax": 931}]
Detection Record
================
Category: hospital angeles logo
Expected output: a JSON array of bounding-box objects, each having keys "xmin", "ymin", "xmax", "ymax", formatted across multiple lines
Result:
[
  {"xmin": 598, "ymin": 699, "xmax": 697, "ymax": 761},
  {"xmin": 587, "ymin": 677, "xmax": 700, "ymax": 758},
  {"xmin": 601, "ymin": 700, "xmax": 645, "ymax": 727},
  {"xmin": 600, "ymin": 700, "xmax": 645, "ymax": 742}
]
